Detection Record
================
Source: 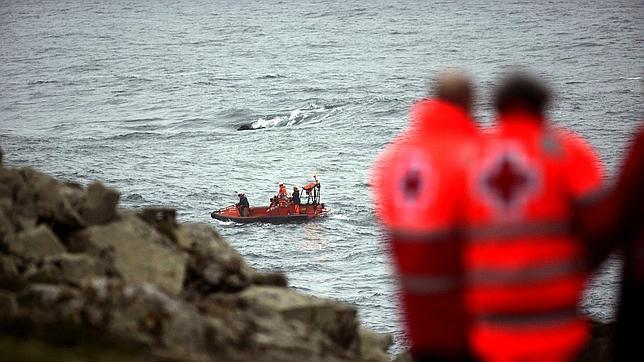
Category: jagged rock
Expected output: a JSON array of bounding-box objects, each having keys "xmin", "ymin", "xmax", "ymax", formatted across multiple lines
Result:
[
  {"xmin": 82, "ymin": 279, "xmax": 212, "ymax": 359},
  {"xmin": 8, "ymin": 224, "xmax": 66, "ymax": 260},
  {"xmin": 12, "ymin": 168, "xmax": 85, "ymax": 228},
  {"xmin": 16, "ymin": 283, "xmax": 84, "ymax": 326},
  {"xmin": 232, "ymin": 310, "xmax": 348, "ymax": 362},
  {"xmin": 238, "ymin": 286, "xmax": 360, "ymax": 353},
  {"xmin": 69, "ymin": 215, "xmax": 186, "ymax": 295},
  {"xmin": 6, "ymin": 278, "xmax": 354, "ymax": 362},
  {"xmin": 138, "ymin": 207, "xmax": 177, "ymax": 242},
  {"xmin": 197, "ymin": 291, "xmax": 352, "ymax": 362},
  {"xmin": 178, "ymin": 223, "xmax": 254, "ymax": 295},
  {"xmin": 79, "ymin": 182, "xmax": 120, "ymax": 225},
  {"xmin": 175, "ymin": 222, "xmax": 223, "ymax": 251},
  {"xmin": 59, "ymin": 182, "xmax": 86, "ymax": 213},
  {"xmin": 25, "ymin": 253, "xmax": 109, "ymax": 286}
]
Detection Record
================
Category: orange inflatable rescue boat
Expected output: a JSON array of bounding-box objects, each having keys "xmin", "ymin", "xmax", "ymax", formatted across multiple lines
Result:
[{"xmin": 210, "ymin": 177, "xmax": 328, "ymax": 224}]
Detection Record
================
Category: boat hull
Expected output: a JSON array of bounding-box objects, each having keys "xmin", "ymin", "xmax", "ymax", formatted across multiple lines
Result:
[{"xmin": 210, "ymin": 204, "xmax": 327, "ymax": 224}]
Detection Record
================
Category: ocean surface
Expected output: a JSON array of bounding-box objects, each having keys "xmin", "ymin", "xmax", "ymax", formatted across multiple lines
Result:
[{"xmin": 1, "ymin": 0, "xmax": 642, "ymax": 353}]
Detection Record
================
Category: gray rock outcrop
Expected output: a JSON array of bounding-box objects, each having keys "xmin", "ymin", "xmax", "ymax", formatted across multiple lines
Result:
[{"xmin": 69, "ymin": 214, "xmax": 187, "ymax": 295}]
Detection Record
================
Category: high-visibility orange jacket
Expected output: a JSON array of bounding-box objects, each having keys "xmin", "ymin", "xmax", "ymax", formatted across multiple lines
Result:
[
  {"xmin": 278, "ymin": 185, "xmax": 288, "ymax": 197},
  {"xmin": 463, "ymin": 112, "xmax": 604, "ymax": 362},
  {"xmin": 371, "ymin": 99, "xmax": 479, "ymax": 359}
]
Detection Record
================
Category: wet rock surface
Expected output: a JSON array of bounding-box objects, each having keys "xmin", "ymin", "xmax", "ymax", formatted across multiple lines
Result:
[{"xmin": 0, "ymin": 150, "xmax": 391, "ymax": 361}]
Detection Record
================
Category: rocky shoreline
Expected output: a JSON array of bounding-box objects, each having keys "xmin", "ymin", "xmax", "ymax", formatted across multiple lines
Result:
[{"xmin": 0, "ymin": 147, "xmax": 391, "ymax": 361}]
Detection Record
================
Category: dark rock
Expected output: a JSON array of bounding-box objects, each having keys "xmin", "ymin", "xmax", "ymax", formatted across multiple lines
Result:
[
  {"xmin": 13, "ymin": 168, "xmax": 86, "ymax": 228},
  {"xmin": 80, "ymin": 182, "xmax": 120, "ymax": 225},
  {"xmin": 178, "ymin": 223, "xmax": 254, "ymax": 296},
  {"xmin": 251, "ymin": 271, "xmax": 288, "ymax": 287},
  {"xmin": 0, "ymin": 255, "xmax": 20, "ymax": 287},
  {"xmin": 16, "ymin": 283, "xmax": 84, "ymax": 326},
  {"xmin": 0, "ymin": 290, "xmax": 18, "ymax": 322},
  {"xmin": 138, "ymin": 207, "xmax": 177, "ymax": 242},
  {"xmin": 8, "ymin": 225, "xmax": 66, "ymax": 260},
  {"xmin": 59, "ymin": 182, "xmax": 86, "ymax": 213},
  {"xmin": 237, "ymin": 286, "xmax": 360, "ymax": 353},
  {"xmin": 25, "ymin": 253, "xmax": 109, "ymax": 286}
]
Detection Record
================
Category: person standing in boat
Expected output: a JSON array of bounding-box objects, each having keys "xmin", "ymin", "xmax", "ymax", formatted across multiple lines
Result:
[
  {"xmin": 236, "ymin": 192, "xmax": 250, "ymax": 217},
  {"xmin": 292, "ymin": 186, "xmax": 301, "ymax": 214}
]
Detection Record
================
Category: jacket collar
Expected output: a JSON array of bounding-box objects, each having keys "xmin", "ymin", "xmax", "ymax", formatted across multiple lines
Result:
[
  {"xmin": 409, "ymin": 99, "xmax": 477, "ymax": 136},
  {"xmin": 496, "ymin": 111, "xmax": 547, "ymax": 131}
]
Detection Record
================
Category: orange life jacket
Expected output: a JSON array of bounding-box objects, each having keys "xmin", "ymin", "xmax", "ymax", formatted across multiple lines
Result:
[
  {"xmin": 463, "ymin": 113, "xmax": 604, "ymax": 362},
  {"xmin": 278, "ymin": 185, "xmax": 287, "ymax": 197},
  {"xmin": 372, "ymin": 99, "xmax": 479, "ymax": 358}
]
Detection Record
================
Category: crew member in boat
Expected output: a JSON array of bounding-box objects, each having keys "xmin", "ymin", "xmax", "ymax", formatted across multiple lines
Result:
[
  {"xmin": 236, "ymin": 192, "xmax": 250, "ymax": 217},
  {"xmin": 277, "ymin": 183, "xmax": 289, "ymax": 207},
  {"xmin": 292, "ymin": 186, "xmax": 301, "ymax": 214},
  {"xmin": 278, "ymin": 183, "xmax": 288, "ymax": 198}
]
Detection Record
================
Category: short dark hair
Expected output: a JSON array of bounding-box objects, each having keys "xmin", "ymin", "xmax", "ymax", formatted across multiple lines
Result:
[
  {"xmin": 430, "ymin": 68, "xmax": 474, "ymax": 113},
  {"xmin": 493, "ymin": 72, "xmax": 551, "ymax": 115}
]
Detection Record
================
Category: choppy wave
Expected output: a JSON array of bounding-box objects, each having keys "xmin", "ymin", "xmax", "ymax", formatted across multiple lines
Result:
[{"xmin": 246, "ymin": 103, "xmax": 338, "ymax": 129}]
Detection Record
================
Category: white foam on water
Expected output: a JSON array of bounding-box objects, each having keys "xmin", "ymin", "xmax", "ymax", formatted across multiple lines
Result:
[{"xmin": 250, "ymin": 103, "xmax": 330, "ymax": 129}]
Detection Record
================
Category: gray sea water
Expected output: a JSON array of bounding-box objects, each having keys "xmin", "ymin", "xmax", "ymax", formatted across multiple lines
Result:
[{"xmin": 1, "ymin": 0, "xmax": 642, "ymax": 353}]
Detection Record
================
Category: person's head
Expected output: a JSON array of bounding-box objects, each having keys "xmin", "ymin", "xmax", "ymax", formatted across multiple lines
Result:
[
  {"xmin": 279, "ymin": 183, "xmax": 284, "ymax": 187},
  {"xmin": 293, "ymin": 187, "xmax": 298, "ymax": 191},
  {"xmin": 430, "ymin": 68, "xmax": 474, "ymax": 114},
  {"xmin": 493, "ymin": 71, "xmax": 552, "ymax": 117}
]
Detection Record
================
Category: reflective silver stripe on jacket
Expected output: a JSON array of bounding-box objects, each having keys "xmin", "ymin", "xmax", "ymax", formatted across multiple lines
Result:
[
  {"xmin": 399, "ymin": 274, "xmax": 461, "ymax": 295},
  {"xmin": 389, "ymin": 228, "xmax": 459, "ymax": 244},
  {"xmin": 478, "ymin": 308, "xmax": 578, "ymax": 328},
  {"xmin": 469, "ymin": 259, "xmax": 585, "ymax": 286},
  {"xmin": 468, "ymin": 221, "xmax": 570, "ymax": 241}
]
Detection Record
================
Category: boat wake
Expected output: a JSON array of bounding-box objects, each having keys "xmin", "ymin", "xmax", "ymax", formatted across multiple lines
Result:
[{"xmin": 237, "ymin": 103, "xmax": 339, "ymax": 131}]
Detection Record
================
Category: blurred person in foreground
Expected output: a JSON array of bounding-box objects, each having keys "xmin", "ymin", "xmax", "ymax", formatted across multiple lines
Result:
[
  {"xmin": 463, "ymin": 72, "xmax": 604, "ymax": 361},
  {"xmin": 371, "ymin": 69, "xmax": 480, "ymax": 361},
  {"xmin": 575, "ymin": 123, "xmax": 643, "ymax": 361}
]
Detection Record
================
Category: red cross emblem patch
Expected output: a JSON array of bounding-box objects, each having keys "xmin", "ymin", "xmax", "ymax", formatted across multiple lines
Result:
[
  {"xmin": 392, "ymin": 149, "xmax": 436, "ymax": 223},
  {"xmin": 476, "ymin": 143, "xmax": 541, "ymax": 219}
]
